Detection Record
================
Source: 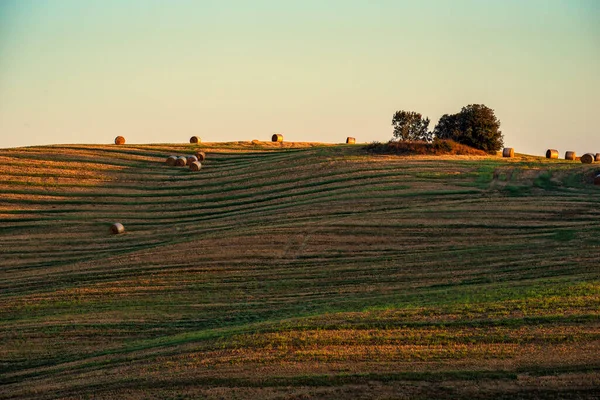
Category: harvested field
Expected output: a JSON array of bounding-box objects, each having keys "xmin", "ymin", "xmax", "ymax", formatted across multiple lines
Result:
[{"xmin": 0, "ymin": 142, "xmax": 599, "ymax": 399}]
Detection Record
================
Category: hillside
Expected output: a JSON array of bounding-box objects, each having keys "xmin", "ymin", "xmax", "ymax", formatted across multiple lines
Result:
[{"xmin": 1, "ymin": 142, "xmax": 599, "ymax": 399}]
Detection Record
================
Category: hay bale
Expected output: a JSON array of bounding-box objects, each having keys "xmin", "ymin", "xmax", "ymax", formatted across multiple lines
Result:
[
  {"xmin": 190, "ymin": 136, "xmax": 201, "ymax": 144},
  {"xmin": 596, "ymin": 153, "xmax": 600, "ymax": 162},
  {"xmin": 189, "ymin": 161, "xmax": 202, "ymax": 171},
  {"xmin": 175, "ymin": 156, "xmax": 187, "ymax": 166},
  {"xmin": 272, "ymin": 134, "xmax": 283, "ymax": 142},
  {"xmin": 195, "ymin": 151, "xmax": 206, "ymax": 162},
  {"xmin": 110, "ymin": 222, "xmax": 125, "ymax": 234},
  {"xmin": 595, "ymin": 175, "xmax": 600, "ymax": 186},
  {"xmin": 346, "ymin": 137, "xmax": 356, "ymax": 144},
  {"xmin": 502, "ymin": 148, "xmax": 514, "ymax": 158},
  {"xmin": 166, "ymin": 156, "xmax": 177, "ymax": 166},
  {"xmin": 114, "ymin": 136, "xmax": 125, "ymax": 145},
  {"xmin": 546, "ymin": 149, "xmax": 559, "ymax": 159},
  {"xmin": 565, "ymin": 151, "xmax": 576, "ymax": 160},
  {"xmin": 187, "ymin": 155, "xmax": 198, "ymax": 164},
  {"xmin": 581, "ymin": 153, "xmax": 595, "ymax": 164}
]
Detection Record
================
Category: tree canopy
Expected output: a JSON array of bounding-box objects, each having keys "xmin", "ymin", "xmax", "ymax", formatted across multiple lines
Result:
[
  {"xmin": 433, "ymin": 104, "xmax": 503, "ymax": 152},
  {"xmin": 391, "ymin": 111, "xmax": 432, "ymax": 142}
]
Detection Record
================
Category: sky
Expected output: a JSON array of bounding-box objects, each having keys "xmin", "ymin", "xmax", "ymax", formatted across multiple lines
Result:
[{"xmin": 0, "ymin": 0, "xmax": 598, "ymax": 155}]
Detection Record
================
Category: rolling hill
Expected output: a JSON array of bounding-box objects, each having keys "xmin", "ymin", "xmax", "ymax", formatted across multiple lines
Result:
[{"xmin": 1, "ymin": 142, "xmax": 599, "ymax": 399}]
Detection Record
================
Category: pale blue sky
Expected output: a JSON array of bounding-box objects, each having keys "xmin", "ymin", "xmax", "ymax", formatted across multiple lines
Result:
[{"xmin": 0, "ymin": 0, "xmax": 598, "ymax": 155}]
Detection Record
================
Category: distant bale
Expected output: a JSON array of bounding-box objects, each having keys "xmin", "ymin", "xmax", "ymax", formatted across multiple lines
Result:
[
  {"xmin": 502, "ymin": 148, "xmax": 514, "ymax": 158},
  {"xmin": 272, "ymin": 134, "xmax": 283, "ymax": 142},
  {"xmin": 565, "ymin": 151, "xmax": 576, "ymax": 160},
  {"xmin": 195, "ymin": 151, "xmax": 206, "ymax": 162},
  {"xmin": 546, "ymin": 149, "xmax": 559, "ymax": 159},
  {"xmin": 581, "ymin": 153, "xmax": 595, "ymax": 164},
  {"xmin": 166, "ymin": 155, "xmax": 178, "ymax": 166},
  {"xmin": 175, "ymin": 156, "xmax": 187, "ymax": 166},
  {"xmin": 346, "ymin": 137, "xmax": 356, "ymax": 144},
  {"xmin": 189, "ymin": 161, "xmax": 202, "ymax": 171},
  {"xmin": 596, "ymin": 153, "xmax": 600, "ymax": 162},
  {"xmin": 190, "ymin": 136, "xmax": 201, "ymax": 144},
  {"xmin": 114, "ymin": 136, "xmax": 125, "ymax": 145},
  {"xmin": 187, "ymin": 155, "xmax": 198, "ymax": 164},
  {"xmin": 110, "ymin": 223, "xmax": 125, "ymax": 235}
]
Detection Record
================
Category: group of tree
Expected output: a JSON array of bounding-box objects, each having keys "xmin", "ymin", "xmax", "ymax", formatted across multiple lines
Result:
[{"xmin": 391, "ymin": 104, "xmax": 503, "ymax": 152}]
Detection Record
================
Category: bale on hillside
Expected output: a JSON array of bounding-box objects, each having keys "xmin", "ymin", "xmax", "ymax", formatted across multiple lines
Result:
[
  {"xmin": 565, "ymin": 151, "xmax": 576, "ymax": 160},
  {"xmin": 189, "ymin": 161, "xmax": 202, "ymax": 171},
  {"xmin": 502, "ymin": 148, "xmax": 514, "ymax": 158},
  {"xmin": 190, "ymin": 136, "xmax": 201, "ymax": 144},
  {"xmin": 596, "ymin": 153, "xmax": 600, "ymax": 162},
  {"xmin": 195, "ymin": 151, "xmax": 206, "ymax": 162},
  {"xmin": 166, "ymin": 155, "xmax": 177, "ymax": 166},
  {"xmin": 272, "ymin": 134, "xmax": 283, "ymax": 142},
  {"xmin": 581, "ymin": 153, "xmax": 595, "ymax": 164},
  {"xmin": 546, "ymin": 149, "xmax": 559, "ymax": 159},
  {"xmin": 114, "ymin": 136, "xmax": 125, "ymax": 145},
  {"xmin": 346, "ymin": 137, "xmax": 356, "ymax": 144},
  {"xmin": 110, "ymin": 223, "xmax": 125, "ymax": 234},
  {"xmin": 175, "ymin": 156, "xmax": 187, "ymax": 166},
  {"xmin": 187, "ymin": 155, "xmax": 198, "ymax": 164}
]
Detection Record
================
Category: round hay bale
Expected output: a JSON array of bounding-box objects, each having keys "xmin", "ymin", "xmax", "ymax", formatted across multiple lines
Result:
[
  {"xmin": 581, "ymin": 153, "xmax": 595, "ymax": 164},
  {"xmin": 189, "ymin": 161, "xmax": 202, "ymax": 171},
  {"xmin": 565, "ymin": 151, "xmax": 576, "ymax": 160},
  {"xmin": 114, "ymin": 136, "xmax": 125, "ymax": 145},
  {"xmin": 190, "ymin": 136, "xmax": 201, "ymax": 144},
  {"xmin": 166, "ymin": 156, "xmax": 177, "ymax": 166},
  {"xmin": 502, "ymin": 148, "xmax": 514, "ymax": 158},
  {"xmin": 546, "ymin": 149, "xmax": 559, "ymax": 159},
  {"xmin": 187, "ymin": 155, "xmax": 198, "ymax": 164},
  {"xmin": 596, "ymin": 153, "xmax": 600, "ymax": 162},
  {"xmin": 595, "ymin": 174, "xmax": 600, "ymax": 186},
  {"xmin": 110, "ymin": 222, "xmax": 125, "ymax": 234},
  {"xmin": 195, "ymin": 151, "xmax": 206, "ymax": 162},
  {"xmin": 346, "ymin": 137, "xmax": 356, "ymax": 144},
  {"xmin": 175, "ymin": 156, "xmax": 187, "ymax": 167},
  {"xmin": 272, "ymin": 134, "xmax": 283, "ymax": 142}
]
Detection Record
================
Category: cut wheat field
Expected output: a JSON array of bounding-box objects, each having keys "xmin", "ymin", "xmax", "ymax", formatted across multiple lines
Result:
[{"xmin": 1, "ymin": 141, "xmax": 599, "ymax": 399}]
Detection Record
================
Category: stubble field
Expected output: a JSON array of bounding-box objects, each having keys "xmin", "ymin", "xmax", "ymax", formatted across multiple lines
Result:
[{"xmin": 1, "ymin": 142, "xmax": 599, "ymax": 399}]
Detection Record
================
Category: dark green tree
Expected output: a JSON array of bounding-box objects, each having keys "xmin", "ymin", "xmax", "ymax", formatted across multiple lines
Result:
[
  {"xmin": 391, "ymin": 111, "xmax": 432, "ymax": 142},
  {"xmin": 433, "ymin": 104, "xmax": 503, "ymax": 152}
]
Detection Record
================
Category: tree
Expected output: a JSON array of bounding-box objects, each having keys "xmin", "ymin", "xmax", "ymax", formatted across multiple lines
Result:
[
  {"xmin": 433, "ymin": 104, "xmax": 503, "ymax": 152},
  {"xmin": 391, "ymin": 111, "xmax": 432, "ymax": 142}
]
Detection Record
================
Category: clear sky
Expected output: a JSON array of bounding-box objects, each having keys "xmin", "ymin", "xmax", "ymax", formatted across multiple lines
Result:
[{"xmin": 0, "ymin": 0, "xmax": 598, "ymax": 155}]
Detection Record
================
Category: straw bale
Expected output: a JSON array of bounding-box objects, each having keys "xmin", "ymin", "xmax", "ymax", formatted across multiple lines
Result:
[
  {"xmin": 546, "ymin": 149, "xmax": 558, "ymax": 159},
  {"xmin": 110, "ymin": 223, "xmax": 125, "ymax": 234},
  {"xmin": 175, "ymin": 156, "xmax": 187, "ymax": 166},
  {"xmin": 195, "ymin": 151, "xmax": 206, "ymax": 162},
  {"xmin": 502, "ymin": 148, "xmax": 514, "ymax": 158}
]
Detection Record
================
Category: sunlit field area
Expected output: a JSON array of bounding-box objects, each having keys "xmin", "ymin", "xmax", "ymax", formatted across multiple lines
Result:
[{"xmin": 1, "ymin": 142, "xmax": 599, "ymax": 399}]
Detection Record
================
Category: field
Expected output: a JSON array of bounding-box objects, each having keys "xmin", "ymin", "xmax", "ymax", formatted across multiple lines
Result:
[{"xmin": 1, "ymin": 142, "xmax": 599, "ymax": 399}]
